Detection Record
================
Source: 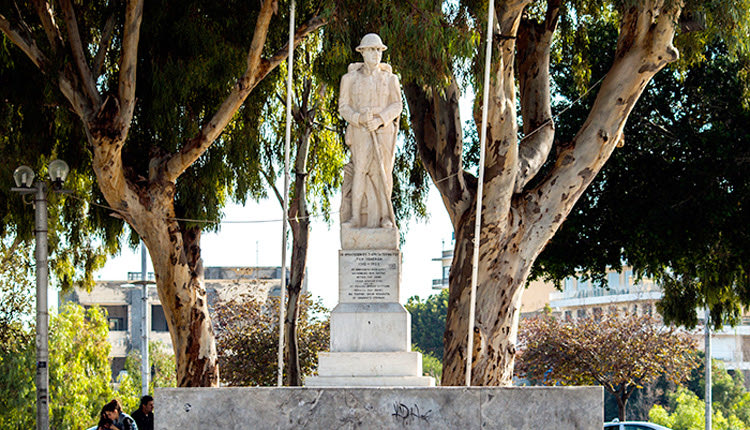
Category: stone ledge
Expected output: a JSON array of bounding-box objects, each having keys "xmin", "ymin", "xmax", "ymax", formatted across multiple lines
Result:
[
  {"xmin": 156, "ymin": 386, "xmax": 603, "ymax": 429},
  {"xmin": 305, "ymin": 375, "xmax": 435, "ymax": 387},
  {"xmin": 317, "ymin": 351, "xmax": 424, "ymax": 377}
]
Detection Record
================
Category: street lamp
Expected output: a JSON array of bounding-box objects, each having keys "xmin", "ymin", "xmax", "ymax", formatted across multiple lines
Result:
[{"xmin": 11, "ymin": 159, "xmax": 70, "ymax": 430}]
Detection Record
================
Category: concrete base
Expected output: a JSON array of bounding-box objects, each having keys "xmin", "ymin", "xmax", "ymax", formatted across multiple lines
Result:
[
  {"xmin": 341, "ymin": 224, "xmax": 399, "ymax": 250},
  {"xmin": 156, "ymin": 386, "xmax": 604, "ymax": 429},
  {"xmin": 318, "ymin": 352, "xmax": 424, "ymax": 376},
  {"xmin": 330, "ymin": 303, "xmax": 411, "ymax": 352},
  {"xmin": 307, "ymin": 351, "xmax": 435, "ymax": 387},
  {"xmin": 306, "ymin": 375, "xmax": 435, "ymax": 387}
]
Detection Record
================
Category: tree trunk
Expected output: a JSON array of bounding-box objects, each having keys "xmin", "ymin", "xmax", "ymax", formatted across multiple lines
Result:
[
  {"xmin": 284, "ymin": 124, "xmax": 312, "ymax": 386},
  {"xmin": 90, "ymin": 137, "xmax": 219, "ymax": 386},
  {"xmin": 405, "ymin": 0, "xmax": 682, "ymax": 386}
]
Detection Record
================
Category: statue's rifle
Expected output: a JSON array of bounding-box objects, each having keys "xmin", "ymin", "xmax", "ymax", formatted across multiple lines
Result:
[{"xmin": 368, "ymin": 125, "xmax": 396, "ymax": 227}]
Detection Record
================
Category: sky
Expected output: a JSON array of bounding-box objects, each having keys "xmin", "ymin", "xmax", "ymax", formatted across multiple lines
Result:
[{"xmin": 94, "ymin": 184, "xmax": 454, "ymax": 309}]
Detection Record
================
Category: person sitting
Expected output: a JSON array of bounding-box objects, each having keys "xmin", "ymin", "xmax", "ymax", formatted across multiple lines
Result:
[
  {"xmin": 130, "ymin": 395, "xmax": 154, "ymax": 430},
  {"xmin": 101, "ymin": 399, "xmax": 138, "ymax": 430}
]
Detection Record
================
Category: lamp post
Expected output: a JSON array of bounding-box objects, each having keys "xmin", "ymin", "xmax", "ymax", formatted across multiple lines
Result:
[
  {"xmin": 122, "ymin": 245, "xmax": 155, "ymax": 398},
  {"xmin": 12, "ymin": 159, "xmax": 70, "ymax": 430}
]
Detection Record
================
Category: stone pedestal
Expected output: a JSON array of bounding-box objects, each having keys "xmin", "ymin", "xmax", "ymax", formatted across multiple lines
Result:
[
  {"xmin": 307, "ymin": 228, "xmax": 433, "ymax": 387},
  {"xmin": 156, "ymin": 386, "xmax": 604, "ymax": 429}
]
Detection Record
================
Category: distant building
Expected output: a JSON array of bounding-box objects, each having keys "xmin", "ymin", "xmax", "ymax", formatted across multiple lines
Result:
[
  {"xmin": 548, "ymin": 267, "xmax": 662, "ymax": 321},
  {"xmin": 61, "ymin": 266, "xmax": 300, "ymax": 380}
]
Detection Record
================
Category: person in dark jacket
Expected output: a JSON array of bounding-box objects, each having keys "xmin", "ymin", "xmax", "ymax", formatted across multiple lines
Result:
[
  {"xmin": 102, "ymin": 399, "xmax": 138, "ymax": 430},
  {"xmin": 130, "ymin": 395, "xmax": 154, "ymax": 430}
]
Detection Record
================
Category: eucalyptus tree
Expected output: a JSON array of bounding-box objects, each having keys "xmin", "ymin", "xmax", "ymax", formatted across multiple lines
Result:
[
  {"xmin": 0, "ymin": 0, "xmax": 327, "ymax": 386},
  {"xmin": 326, "ymin": 0, "xmax": 750, "ymax": 385}
]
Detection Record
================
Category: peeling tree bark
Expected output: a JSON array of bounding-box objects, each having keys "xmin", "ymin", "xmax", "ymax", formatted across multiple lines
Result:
[{"xmin": 405, "ymin": 0, "xmax": 683, "ymax": 386}]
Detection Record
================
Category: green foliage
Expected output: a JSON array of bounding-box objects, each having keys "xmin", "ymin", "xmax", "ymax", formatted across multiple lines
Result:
[
  {"xmin": 49, "ymin": 303, "xmax": 116, "ymax": 430},
  {"xmin": 0, "ymin": 303, "xmax": 117, "ymax": 429},
  {"xmin": 0, "ymin": 321, "xmax": 35, "ymax": 429},
  {"xmin": 649, "ymin": 387, "xmax": 748, "ymax": 430},
  {"xmin": 412, "ymin": 345, "xmax": 442, "ymax": 384},
  {"xmin": 259, "ymin": 36, "xmax": 346, "ymax": 222},
  {"xmin": 117, "ymin": 341, "xmax": 177, "ymax": 413},
  {"xmin": 323, "ymin": 0, "xmax": 476, "ymax": 89},
  {"xmin": 681, "ymin": 358, "xmax": 750, "ymax": 426},
  {"xmin": 213, "ymin": 294, "xmax": 329, "ymax": 386},
  {"xmin": 0, "ymin": 238, "xmax": 33, "ymax": 348},
  {"xmin": 405, "ymin": 289, "xmax": 448, "ymax": 360}
]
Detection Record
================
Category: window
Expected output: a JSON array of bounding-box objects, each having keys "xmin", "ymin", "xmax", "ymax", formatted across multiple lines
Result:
[
  {"xmin": 564, "ymin": 277, "xmax": 576, "ymax": 292},
  {"xmin": 108, "ymin": 317, "xmax": 125, "ymax": 331},
  {"xmin": 151, "ymin": 305, "xmax": 169, "ymax": 332},
  {"xmin": 608, "ymin": 272, "xmax": 620, "ymax": 289},
  {"xmin": 442, "ymin": 266, "xmax": 450, "ymax": 283},
  {"xmin": 102, "ymin": 305, "xmax": 128, "ymax": 331},
  {"xmin": 577, "ymin": 309, "xmax": 587, "ymax": 318},
  {"xmin": 564, "ymin": 311, "xmax": 572, "ymax": 321}
]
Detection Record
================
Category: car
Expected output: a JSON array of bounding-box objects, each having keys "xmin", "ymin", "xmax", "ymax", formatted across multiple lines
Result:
[{"xmin": 604, "ymin": 420, "xmax": 673, "ymax": 430}]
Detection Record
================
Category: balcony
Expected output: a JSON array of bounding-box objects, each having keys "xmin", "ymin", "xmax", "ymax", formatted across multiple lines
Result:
[{"xmin": 432, "ymin": 278, "xmax": 448, "ymax": 290}]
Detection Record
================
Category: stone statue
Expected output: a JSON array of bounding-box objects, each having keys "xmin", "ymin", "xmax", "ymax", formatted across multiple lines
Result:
[{"xmin": 339, "ymin": 33, "xmax": 402, "ymax": 229}]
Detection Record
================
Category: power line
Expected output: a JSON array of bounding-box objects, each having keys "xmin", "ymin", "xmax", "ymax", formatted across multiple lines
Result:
[{"xmin": 65, "ymin": 192, "xmax": 333, "ymax": 224}]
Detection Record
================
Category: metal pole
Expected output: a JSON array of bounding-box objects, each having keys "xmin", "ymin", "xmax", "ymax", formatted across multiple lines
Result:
[
  {"xmin": 34, "ymin": 182, "xmax": 49, "ymax": 430},
  {"xmin": 705, "ymin": 306, "xmax": 711, "ymax": 430},
  {"xmin": 466, "ymin": 0, "xmax": 494, "ymax": 387},
  {"xmin": 141, "ymin": 241, "xmax": 149, "ymax": 396},
  {"xmin": 277, "ymin": 0, "xmax": 295, "ymax": 387}
]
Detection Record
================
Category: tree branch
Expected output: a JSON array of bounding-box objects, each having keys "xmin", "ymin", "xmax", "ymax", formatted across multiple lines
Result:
[
  {"xmin": 31, "ymin": 0, "xmax": 62, "ymax": 52},
  {"xmin": 513, "ymin": 0, "xmax": 560, "ymax": 193},
  {"xmin": 404, "ymin": 79, "xmax": 475, "ymax": 228},
  {"xmin": 117, "ymin": 0, "xmax": 144, "ymax": 135},
  {"xmin": 163, "ymin": 6, "xmax": 326, "ymax": 183},
  {"xmin": 520, "ymin": 0, "xmax": 682, "ymax": 262},
  {"xmin": 265, "ymin": 14, "xmax": 327, "ymax": 70},
  {"xmin": 60, "ymin": 0, "xmax": 100, "ymax": 107},
  {"xmin": 261, "ymin": 169, "xmax": 284, "ymax": 207},
  {"xmin": 93, "ymin": 12, "xmax": 116, "ymax": 77},
  {"xmin": 478, "ymin": 0, "xmax": 529, "ymax": 228},
  {"xmin": 0, "ymin": 12, "xmax": 48, "ymax": 69}
]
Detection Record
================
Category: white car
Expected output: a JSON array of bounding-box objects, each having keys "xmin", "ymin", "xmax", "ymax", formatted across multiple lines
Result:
[{"xmin": 604, "ymin": 421, "xmax": 672, "ymax": 430}]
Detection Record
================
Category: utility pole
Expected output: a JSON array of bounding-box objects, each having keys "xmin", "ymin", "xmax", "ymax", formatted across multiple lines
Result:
[
  {"xmin": 705, "ymin": 306, "xmax": 712, "ymax": 430},
  {"xmin": 140, "ymin": 241, "xmax": 149, "ymax": 396},
  {"xmin": 34, "ymin": 182, "xmax": 49, "ymax": 430}
]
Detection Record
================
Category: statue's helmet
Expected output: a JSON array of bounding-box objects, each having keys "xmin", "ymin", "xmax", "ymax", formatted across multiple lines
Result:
[{"xmin": 355, "ymin": 33, "xmax": 387, "ymax": 52}]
